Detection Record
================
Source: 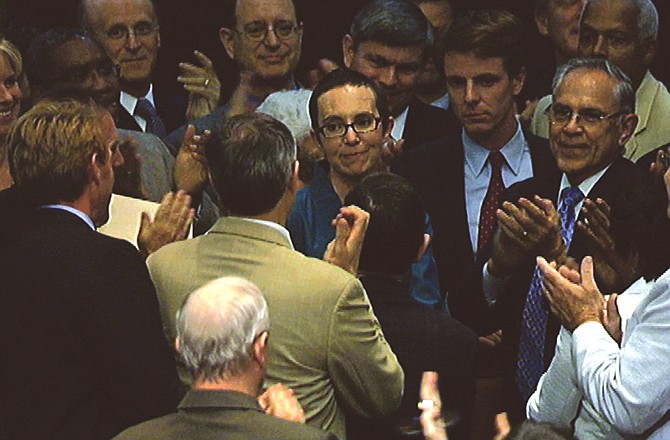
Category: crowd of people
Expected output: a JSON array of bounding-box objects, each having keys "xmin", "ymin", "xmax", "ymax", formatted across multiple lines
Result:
[{"xmin": 1, "ymin": 0, "xmax": 669, "ymax": 439}]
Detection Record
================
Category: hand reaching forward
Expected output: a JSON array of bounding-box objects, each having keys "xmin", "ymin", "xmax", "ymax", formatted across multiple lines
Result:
[
  {"xmin": 258, "ymin": 384, "xmax": 306, "ymax": 423},
  {"xmin": 174, "ymin": 125, "xmax": 209, "ymax": 198},
  {"xmin": 137, "ymin": 191, "xmax": 194, "ymax": 258},
  {"xmin": 538, "ymin": 256, "xmax": 603, "ymax": 332},
  {"xmin": 323, "ymin": 205, "xmax": 370, "ymax": 275},
  {"xmin": 179, "ymin": 50, "xmax": 221, "ymax": 121}
]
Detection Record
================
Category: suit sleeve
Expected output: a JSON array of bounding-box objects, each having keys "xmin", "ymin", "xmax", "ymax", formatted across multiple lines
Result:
[
  {"xmin": 327, "ymin": 278, "xmax": 404, "ymax": 418},
  {"xmin": 79, "ymin": 239, "xmax": 181, "ymax": 427},
  {"xmin": 571, "ymin": 281, "xmax": 670, "ymax": 435}
]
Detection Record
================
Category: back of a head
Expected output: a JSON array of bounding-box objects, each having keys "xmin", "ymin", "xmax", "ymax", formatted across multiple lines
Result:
[
  {"xmin": 308, "ymin": 68, "xmax": 390, "ymax": 132},
  {"xmin": 206, "ymin": 113, "xmax": 296, "ymax": 216},
  {"xmin": 507, "ymin": 420, "xmax": 570, "ymax": 439},
  {"xmin": 438, "ymin": 8, "xmax": 527, "ymax": 77},
  {"xmin": 7, "ymin": 99, "xmax": 109, "ymax": 206},
  {"xmin": 256, "ymin": 89, "xmax": 313, "ymax": 147},
  {"xmin": 344, "ymin": 173, "xmax": 425, "ymax": 276},
  {"xmin": 349, "ymin": 0, "xmax": 434, "ymax": 53},
  {"xmin": 176, "ymin": 276, "xmax": 269, "ymax": 383}
]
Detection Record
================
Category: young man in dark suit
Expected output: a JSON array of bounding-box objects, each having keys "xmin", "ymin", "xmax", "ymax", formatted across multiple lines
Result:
[{"xmin": 0, "ymin": 100, "xmax": 182, "ymax": 439}]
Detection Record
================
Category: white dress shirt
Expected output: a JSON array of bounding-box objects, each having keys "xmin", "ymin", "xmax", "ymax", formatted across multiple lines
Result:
[{"xmin": 120, "ymin": 84, "xmax": 156, "ymax": 132}]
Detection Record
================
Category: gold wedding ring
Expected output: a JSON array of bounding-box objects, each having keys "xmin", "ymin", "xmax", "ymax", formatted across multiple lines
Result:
[{"xmin": 204, "ymin": 78, "xmax": 210, "ymax": 87}]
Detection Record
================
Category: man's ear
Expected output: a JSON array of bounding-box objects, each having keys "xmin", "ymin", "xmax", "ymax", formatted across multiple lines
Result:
[
  {"xmin": 619, "ymin": 114, "xmax": 639, "ymax": 146},
  {"xmin": 534, "ymin": 8, "xmax": 550, "ymax": 37},
  {"xmin": 641, "ymin": 39, "xmax": 657, "ymax": 69},
  {"xmin": 253, "ymin": 331, "xmax": 269, "ymax": 366},
  {"xmin": 288, "ymin": 160, "xmax": 301, "ymax": 194},
  {"xmin": 89, "ymin": 153, "xmax": 103, "ymax": 185},
  {"xmin": 415, "ymin": 233, "xmax": 431, "ymax": 263},
  {"xmin": 512, "ymin": 66, "xmax": 527, "ymax": 97},
  {"xmin": 342, "ymin": 34, "xmax": 355, "ymax": 68},
  {"xmin": 174, "ymin": 338, "xmax": 181, "ymax": 354},
  {"xmin": 219, "ymin": 28, "xmax": 235, "ymax": 60}
]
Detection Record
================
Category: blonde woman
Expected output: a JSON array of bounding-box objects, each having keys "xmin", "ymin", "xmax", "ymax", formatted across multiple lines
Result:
[{"xmin": 0, "ymin": 39, "xmax": 24, "ymax": 190}]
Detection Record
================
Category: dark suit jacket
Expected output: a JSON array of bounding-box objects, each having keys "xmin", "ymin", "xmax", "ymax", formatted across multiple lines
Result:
[
  {"xmin": 493, "ymin": 156, "xmax": 661, "ymax": 419},
  {"xmin": 115, "ymin": 85, "xmax": 187, "ymax": 137},
  {"xmin": 398, "ymin": 129, "xmax": 557, "ymax": 335},
  {"xmin": 347, "ymin": 274, "xmax": 477, "ymax": 440},
  {"xmin": 114, "ymin": 389, "xmax": 338, "ymax": 440},
  {"xmin": 400, "ymin": 98, "xmax": 460, "ymax": 154},
  {"xmin": 0, "ymin": 208, "xmax": 181, "ymax": 440}
]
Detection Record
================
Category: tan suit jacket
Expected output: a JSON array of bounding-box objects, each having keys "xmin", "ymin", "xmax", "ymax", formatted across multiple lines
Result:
[{"xmin": 147, "ymin": 217, "xmax": 404, "ymax": 440}]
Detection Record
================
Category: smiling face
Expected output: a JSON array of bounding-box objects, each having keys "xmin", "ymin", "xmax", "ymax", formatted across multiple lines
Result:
[
  {"xmin": 220, "ymin": 0, "xmax": 302, "ymax": 83},
  {"xmin": 315, "ymin": 85, "xmax": 389, "ymax": 183},
  {"xmin": 549, "ymin": 68, "xmax": 636, "ymax": 185},
  {"xmin": 86, "ymin": 0, "xmax": 160, "ymax": 92},
  {"xmin": 444, "ymin": 52, "xmax": 524, "ymax": 150},
  {"xmin": 0, "ymin": 54, "xmax": 22, "ymax": 140},
  {"xmin": 344, "ymin": 38, "xmax": 424, "ymax": 117}
]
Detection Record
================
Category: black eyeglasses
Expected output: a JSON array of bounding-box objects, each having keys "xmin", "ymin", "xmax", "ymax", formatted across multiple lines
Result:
[
  {"xmin": 234, "ymin": 21, "xmax": 302, "ymax": 42},
  {"xmin": 105, "ymin": 21, "xmax": 158, "ymax": 41},
  {"xmin": 318, "ymin": 113, "xmax": 382, "ymax": 138},
  {"xmin": 546, "ymin": 103, "xmax": 625, "ymax": 128}
]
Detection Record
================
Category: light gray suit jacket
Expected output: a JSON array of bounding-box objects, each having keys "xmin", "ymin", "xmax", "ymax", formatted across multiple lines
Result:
[{"xmin": 147, "ymin": 216, "xmax": 404, "ymax": 440}]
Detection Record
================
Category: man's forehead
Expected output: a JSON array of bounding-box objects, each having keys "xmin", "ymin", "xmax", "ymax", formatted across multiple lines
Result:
[
  {"xmin": 555, "ymin": 69, "xmax": 617, "ymax": 107},
  {"xmin": 581, "ymin": 0, "xmax": 638, "ymax": 34},
  {"xmin": 235, "ymin": 0, "xmax": 296, "ymax": 24},
  {"xmin": 52, "ymin": 39, "xmax": 104, "ymax": 70},
  {"xmin": 357, "ymin": 40, "xmax": 423, "ymax": 64},
  {"xmin": 86, "ymin": 0, "xmax": 155, "ymax": 26},
  {"xmin": 443, "ymin": 52, "xmax": 507, "ymax": 76}
]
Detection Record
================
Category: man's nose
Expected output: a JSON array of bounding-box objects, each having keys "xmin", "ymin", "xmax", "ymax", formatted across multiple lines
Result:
[
  {"xmin": 592, "ymin": 35, "xmax": 609, "ymax": 58},
  {"xmin": 263, "ymin": 27, "xmax": 281, "ymax": 48},
  {"xmin": 125, "ymin": 31, "xmax": 142, "ymax": 50},
  {"xmin": 378, "ymin": 66, "xmax": 398, "ymax": 87},
  {"xmin": 464, "ymin": 81, "xmax": 480, "ymax": 104}
]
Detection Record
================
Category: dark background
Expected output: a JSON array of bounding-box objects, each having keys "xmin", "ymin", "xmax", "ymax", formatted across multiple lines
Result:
[{"xmin": 2, "ymin": 0, "xmax": 669, "ymax": 104}]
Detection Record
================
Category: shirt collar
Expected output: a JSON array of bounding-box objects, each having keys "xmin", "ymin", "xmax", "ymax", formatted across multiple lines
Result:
[
  {"xmin": 40, "ymin": 204, "xmax": 96, "ymax": 230},
  {"xmin": 235, "ymin": 217, "xmax": 294, "ymax": 249},
  {"xmin": 119, "ymin": 83, "xmax": 155, "ymax": 115},
  {"xmin": 633, "ymin": 70, "xmax": 653, "ymax": 135},
  {"xmin": 391, "ymin": 106, "xmax": 409, "ymax": 141},
  {"xmin": 559, "ymin": 164, "xmax": 611, "ymax": 199},
  {"xmin": 463, "ymin": 122, "xmax": 527, "ymax": 177}
]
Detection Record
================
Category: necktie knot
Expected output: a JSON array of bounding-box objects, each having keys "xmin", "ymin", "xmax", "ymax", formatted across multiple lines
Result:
[
  {"xmin": 561, "ymin": 186, "xmax": 584, "ymax": 210},
  {"xmin": 134, "ymin": 98, "xmax": 166, "ymax": 138},
  {"xmin": 489, "ymin": 151, "xmax": 505, "ymax": 171}
]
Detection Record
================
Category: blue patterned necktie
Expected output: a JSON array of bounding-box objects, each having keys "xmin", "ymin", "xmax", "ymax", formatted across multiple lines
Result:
[
  {"xmin": 135, "ymin": 98, "xmax": 167, "ymax": 139},
  {"xmin": 516, "ymin": 186, "xmax": 584, "ymax": 401}
]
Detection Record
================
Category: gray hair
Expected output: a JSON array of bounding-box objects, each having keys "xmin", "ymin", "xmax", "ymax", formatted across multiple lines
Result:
[
  {"xmin": 552, "ymin": 57, "xmax": 635, "ymax": 114},
  {"xmin": 349, "ymin": 0, "xmax": 433, "ymax": 55},
  {"xmin": 176, "ymin": 277, "xmax": 270, "ymax": 383},
  {"xmin": 78, "ymin": 0, "xmax": 159, "ymax": 32},
  {"xmin": 256, "ymin": 89, "xmax": 313, "ymax": 146}
]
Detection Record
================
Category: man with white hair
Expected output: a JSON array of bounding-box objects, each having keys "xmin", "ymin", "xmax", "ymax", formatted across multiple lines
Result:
[
  {"xmin": 114, "ymin": 277, "xmax": 338, "ymax": 440},
  {"xmin": 530, "ymin": 0, "xmax": 670, "ymax": 162}
]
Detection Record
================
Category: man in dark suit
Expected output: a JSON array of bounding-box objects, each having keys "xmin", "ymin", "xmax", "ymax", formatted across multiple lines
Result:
[
  {"xmin": 484, "ymin": 57, "xmax": 664, "ymax": 420},
  {"xmin": 0, "ymin": 100, "xmax": 181, "ymax": 439},
  {"xmin": 399, "ymin": 9, "xmax": 557, "ymax": 336},
  {"xmin": 342, "ymin": 0, "xmax": 457, "ymax": 154},
  {"xmin": 344, "ymin": 173, "xmax": 477, "ymax": 440},
  {"xmin": 114, "ymin": 276, "xmax": 337, "ymax": 440},
  {"xmin": 80, "ymin": 0, "xmax": 187, "ymax": 136}
]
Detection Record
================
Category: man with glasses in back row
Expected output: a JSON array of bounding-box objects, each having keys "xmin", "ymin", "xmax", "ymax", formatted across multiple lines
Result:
[
  {"xmin": 482, "ymin": 57, "xmax": 667, "ymax": 420},
  {"xmin": 164, "ymin": 0, "xmax": 303, "ymax": 154},
  {"xmin": 80, "ymin": 0, "xmax": 189, "ymax": 137}
]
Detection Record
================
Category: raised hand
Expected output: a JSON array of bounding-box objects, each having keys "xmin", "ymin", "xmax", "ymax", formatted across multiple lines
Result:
[
  {"xmin": 137, "ymin": 190, "xmax": 194, "ymax": 258},
  {"xmin": 323, "ymin": 205, "xmax": 370, "ymax": 275},
  {"xmin": 538, "ymin": 256, "xmax": 603, "ymax": 332},
  {"xmin": 179, "ymin": 50, "xmax": 221, "ymax": 121},
  {"xmin": 174, "ymin": 125, "xmax": 209, "ymax": 199},
  {"xmin": 419, "ymin": 371, "xmax": 447, "ymax": 440}
]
